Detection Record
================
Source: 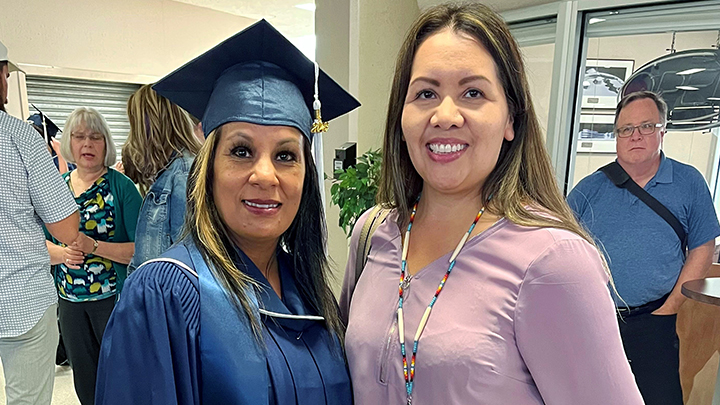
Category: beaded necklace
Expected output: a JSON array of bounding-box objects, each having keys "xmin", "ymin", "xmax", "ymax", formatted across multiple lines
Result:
[{"xmin": 398, "ymin": 199, "xmax": 485, "ymax": 405}]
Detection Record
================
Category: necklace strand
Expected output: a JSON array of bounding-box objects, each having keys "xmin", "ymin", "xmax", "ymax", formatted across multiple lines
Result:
[{"xmin": 398, "ymin": 200, "xmax": 485, "ymax": 405}]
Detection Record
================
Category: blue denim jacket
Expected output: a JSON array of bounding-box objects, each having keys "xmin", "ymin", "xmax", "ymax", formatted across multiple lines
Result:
[{"xmin": 127, "ymin": 151, "xmax": 194, "ymax": 274}]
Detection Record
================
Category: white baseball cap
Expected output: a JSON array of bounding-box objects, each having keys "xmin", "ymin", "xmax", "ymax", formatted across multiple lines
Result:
[{"xmin": 0, "ymin": 40, "xmax": 20, "ymax": 73}]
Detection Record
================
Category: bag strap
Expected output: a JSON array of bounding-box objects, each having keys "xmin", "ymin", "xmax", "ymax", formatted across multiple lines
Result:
[
  {"xmin": 599, "ymin": 161, "xmax": 687, "ymax": 254},
  {"xmin": 354, "ymin": 206, "xmax": 391, "ymax": 288}
]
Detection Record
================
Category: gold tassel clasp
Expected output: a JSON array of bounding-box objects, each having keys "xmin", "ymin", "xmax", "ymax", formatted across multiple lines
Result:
[{"xmin": 311, "ymin": 109, "xmax": 329, "ymax": 134}]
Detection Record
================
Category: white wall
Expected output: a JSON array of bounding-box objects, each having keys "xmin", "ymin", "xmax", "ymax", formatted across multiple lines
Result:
[
  {"xmin": 316, "ymin": 0, "xmax": 420, "ymax": 295},
  {"xmin": 522, "ymin": 42, "xmax": 555, "ymax": 140},
  {"xmin": 0, "ymin": 0, "xmax": 255, "ymax": 82}
]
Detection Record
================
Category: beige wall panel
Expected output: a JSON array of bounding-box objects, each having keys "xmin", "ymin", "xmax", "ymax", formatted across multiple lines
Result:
[
  {"xmin": 317, "ymin": 0, "xmax": 420, "ymax": 296},
  {"xmin": 0, "ymin": 0, "xmax": 255, "ymax": 81},
  {"xmin": 522, "ymin": 43, "xmax": 555, "ymax": 141},
  {"xmin": 356, "ymin": 0, "xmax": 420, "ymax": 153}
]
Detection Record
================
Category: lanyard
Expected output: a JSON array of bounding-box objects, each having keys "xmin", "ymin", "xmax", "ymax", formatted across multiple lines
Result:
[{"xmin": 398, "ymin": 199, "xmax": 485, "ymax": 404}]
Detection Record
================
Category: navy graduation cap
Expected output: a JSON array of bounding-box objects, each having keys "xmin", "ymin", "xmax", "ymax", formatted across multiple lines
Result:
[
  {"xmin": 27, "ymin": 104, "xmax": 61, "ymax": 143},
  {"xmin": 153, "ymin": 19, "xmax": 360, "ymax": 139}
]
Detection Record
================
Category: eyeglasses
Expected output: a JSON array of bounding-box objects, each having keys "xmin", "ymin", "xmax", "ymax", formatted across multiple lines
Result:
[
  {"xmin": 71, "ymin": 133, "xmax": 104, "ymax": 142},
  {"xmin": 615, "ymin": 123, "xmax": 663, "ymax": 138}
]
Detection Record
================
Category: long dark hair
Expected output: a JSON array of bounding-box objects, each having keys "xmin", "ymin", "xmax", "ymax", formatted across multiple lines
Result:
[{"xmin": 183, "ymin": 126, "xmax": 343, "ymax": 341}]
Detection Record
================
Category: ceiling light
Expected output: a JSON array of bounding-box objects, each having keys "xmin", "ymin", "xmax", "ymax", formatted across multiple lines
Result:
[
  {"xmin": 589, "ymin": 18, "xmax": 606, "ymax": 24},
  {"xmin": 676, "ymin": 68, "xmax": 706, "ymax": 75},
  {"xmin": 295, "ymin": 3, "xmax": 315, "ymax": 11},
  {"xmin": 708, "ymin": 97, "xmax": 720, "ymax": 101},
  {"xmin": 677, "ymin": 86, "xmax": 699, "ymax": 91}
]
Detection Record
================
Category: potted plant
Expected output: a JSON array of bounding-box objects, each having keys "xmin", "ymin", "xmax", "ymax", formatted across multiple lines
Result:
[{"xmin": 329, "ymin": 149, "xmax": 382, "ymax": 237}]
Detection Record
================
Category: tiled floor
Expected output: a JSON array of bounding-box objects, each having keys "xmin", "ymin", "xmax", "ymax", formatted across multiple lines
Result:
[{"xmin": 0, "ymin": 362, "xmax": 80, "ymax": 405}]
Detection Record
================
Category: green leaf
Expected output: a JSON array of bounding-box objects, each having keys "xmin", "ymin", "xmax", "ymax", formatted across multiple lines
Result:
[{"xmin": 328, "ymin": 148, "xmax": 384, "ymax": 238}]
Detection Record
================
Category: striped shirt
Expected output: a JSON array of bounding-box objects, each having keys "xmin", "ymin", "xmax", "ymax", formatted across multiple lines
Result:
[{"xmin": 0, "ymin": 111, "xmax": 77, "ymax": 338}]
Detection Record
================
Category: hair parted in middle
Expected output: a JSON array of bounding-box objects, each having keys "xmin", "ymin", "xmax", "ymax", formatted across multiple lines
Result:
[
  {"xmin": 60, "ymin": 106, "xmax": 117, "ymax": 167},
  {"xmin": 182, "ymin": 126, "xmax": 344, "ymax": 342},
  {"xmin": 122, "ymin": 84, "xmax": 202, "ymax": 195},
  {"xmin": 377, "ymin": 2, "xmax": 596, "ymax": 247}
]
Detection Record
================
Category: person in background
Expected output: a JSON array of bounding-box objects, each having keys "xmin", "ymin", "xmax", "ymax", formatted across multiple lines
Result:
[
  {"xmin": 95, "ymin": 20, "xmax": 360, "ymax": 404},
  {"xmin": 28, "ymin": 109, "xmax": 76, "ymax": 367},
  {"xmin": 190, "ymin": 114, "xmax": 205, "ymax": 142},
  {"xmin": 568, "ymin": 90, "xmax": 720, "ymax": 404},
  {"xmin": 340, "ymin": 4, "xmax": 644, "ymax": 404},
  {"xmin": 123, "ymin": 84, "xmax": 202, "ymax": 274},
  {"xmin": 44, "ymin": 107, "xmax": 142, "ymax": 405},
  {"xmin": 27, "ymin": 106, "xmax": 75, "ymax": 174},
  {"xmin": 0, "ymin": 39, "xmax": 94, "ymax": 405}
]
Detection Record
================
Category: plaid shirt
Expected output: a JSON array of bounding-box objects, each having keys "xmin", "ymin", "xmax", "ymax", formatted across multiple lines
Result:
[{"xmin": 0, "ymin": 111, "xmax": 77, "ymax": 338}]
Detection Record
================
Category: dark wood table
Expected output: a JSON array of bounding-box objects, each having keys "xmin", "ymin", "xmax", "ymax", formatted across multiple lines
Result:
[
  {"xmin": 682, "ymin": 277, "xmax": 720, "ymax": 405},
  {"xmin": 682, "ymin": 278, "xmax": 720, "ymax": 307}
]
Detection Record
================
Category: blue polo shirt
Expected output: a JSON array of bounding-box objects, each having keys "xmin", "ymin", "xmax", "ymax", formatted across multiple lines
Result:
[{"xmin": 567, "ymin": 153, "xmax": 720, "ymax": 307}]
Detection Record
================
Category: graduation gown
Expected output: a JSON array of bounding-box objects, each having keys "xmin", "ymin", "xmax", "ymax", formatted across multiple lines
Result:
[{"xmin": 95, "ymin": 238, "xmax": 352, "ymax": 405}]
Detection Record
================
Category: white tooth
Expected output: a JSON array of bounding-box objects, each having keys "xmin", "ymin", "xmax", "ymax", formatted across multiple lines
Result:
[
  {"xmin": 246, "ymin": 201, "xmax": 278, "ymax": 209},
  {"xmin": 441, "ymin": 144, "xmax": 448, "ymax": 153},
  {"xmin": 451, "ymin": 145, "xmax": 458, "ymax": 152}
]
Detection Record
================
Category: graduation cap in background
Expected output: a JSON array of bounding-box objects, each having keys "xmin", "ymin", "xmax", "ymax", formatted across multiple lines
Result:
[
  {"xmin": 27, "ymin": 104, "xmax": 61, "ymax": 146},
  {"xmin": 153, "ymin": 19, "xmax": 360, "ymax": 139}
]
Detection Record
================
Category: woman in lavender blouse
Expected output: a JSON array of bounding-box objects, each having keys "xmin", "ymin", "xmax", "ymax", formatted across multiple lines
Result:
[{"xmin": 340, "ymin": 4, "xmax": 644, "ymax": 405}]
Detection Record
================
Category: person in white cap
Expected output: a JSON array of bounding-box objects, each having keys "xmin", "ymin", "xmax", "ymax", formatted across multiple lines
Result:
[{"xmin": 0, "ymin": 39, "xmax": 95, "ymax": 405}]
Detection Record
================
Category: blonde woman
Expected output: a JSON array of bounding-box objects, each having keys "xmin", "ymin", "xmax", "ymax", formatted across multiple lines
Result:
[
  {"xmin": 341, "ymin": 3, "xmax": 643, "ymax": 404},
  {"xmin": 45, "ymin": 107, "xmax": 141, "ymax": 405},
  {"xmin": 122, "ymin": 84, "xmax": 201, "ymax": 274}
]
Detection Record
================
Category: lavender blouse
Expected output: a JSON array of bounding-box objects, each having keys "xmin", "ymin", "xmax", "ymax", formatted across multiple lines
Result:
[{"xmin": 340, "ymin": 210, "xmax": 644, "ymax": 405}]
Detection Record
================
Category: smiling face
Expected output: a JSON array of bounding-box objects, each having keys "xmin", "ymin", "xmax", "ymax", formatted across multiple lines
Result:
[
  {"xmin": 615, "ymin": 97, "xmax": 665, "ymax": 168},
  {"xmin": 70, "ymin": 121, "xmax": 107, "ymax": 172},
  {"xmin": 401, "ymin": 28, "xmax": 514, "ymax": 198},
  {"xmin": 212, "ymin": 121, "xmax": 305, "ymax": 249}
]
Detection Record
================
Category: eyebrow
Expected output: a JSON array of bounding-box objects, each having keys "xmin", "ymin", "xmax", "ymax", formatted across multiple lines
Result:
[
  {"xmin": 277, "ymin": 138, "xmax": 302, "ymax": 148},
  {"xmin": 458, "ymin": 75, "xmax": 491, "ymax": 86},
  {"xmin": 409, "ymin": 75, "xmax": 492, "ymax": 87},
  {"xmin": 409, "ymin": 77, "xmax": 440, "ymax": 87},
  {"xmin": 226, "ymin": 132, "xmax": 301, "ymax": 147}
]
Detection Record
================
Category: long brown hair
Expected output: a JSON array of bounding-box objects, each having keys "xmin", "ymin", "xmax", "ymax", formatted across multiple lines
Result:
[
  {"xmin": 378, "ymin": 2, "xmax": 596, "ymax": 247},
  {"xmin": 122, "ymin": 84, "xmax": 201, "ymax": 195},
  {"xmin": 183, "ymin": 126, "xmax": 344, "ymax": 342}
]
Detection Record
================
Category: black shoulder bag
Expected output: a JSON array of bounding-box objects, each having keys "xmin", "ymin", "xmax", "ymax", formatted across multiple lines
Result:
[{"xmin": 599, "ymin": 161, "xmax": 687, "ymax": 256}]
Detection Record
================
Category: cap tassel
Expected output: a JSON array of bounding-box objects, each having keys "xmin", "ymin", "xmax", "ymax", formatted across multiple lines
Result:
[{"xmin": 311, "ymin": 61, "xmax": 329, "ymax": 134}]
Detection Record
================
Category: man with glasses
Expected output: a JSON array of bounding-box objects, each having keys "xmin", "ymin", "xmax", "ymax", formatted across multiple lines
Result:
[
  {"xmin": 0, "ymin": 39, "xmax": 95, "ymax": 404},
  {"xmin": 568, "ymin": 90, "xmax": 720, "ymax": 404}
]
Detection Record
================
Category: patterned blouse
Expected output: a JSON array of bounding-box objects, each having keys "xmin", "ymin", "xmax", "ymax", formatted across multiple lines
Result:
[{"xmin": 55, "ymin": 172, "xmax": 117, "ymax": 302}]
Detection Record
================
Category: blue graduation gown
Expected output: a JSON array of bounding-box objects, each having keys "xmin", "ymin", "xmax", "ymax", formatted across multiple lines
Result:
[{"xmin": 95, "ymin": 239, "xmax": 352, "ymax": 405}]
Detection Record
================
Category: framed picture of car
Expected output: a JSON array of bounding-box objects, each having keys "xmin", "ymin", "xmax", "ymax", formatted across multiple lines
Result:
[
  {"xmin": 581, "ymin": 59, "xmax": 635, "ymax": 109},
  {"xmin": 576, "ymin": 113, "xmax": 617, "ymax": 154}
]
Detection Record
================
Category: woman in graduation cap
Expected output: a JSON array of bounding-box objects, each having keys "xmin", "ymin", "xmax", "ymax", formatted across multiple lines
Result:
[{"xmin": 95, "ymin": 20, "xmax": 359, "ymax": 405}]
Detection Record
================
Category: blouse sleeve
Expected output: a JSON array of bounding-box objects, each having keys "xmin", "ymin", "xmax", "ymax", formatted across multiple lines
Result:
[
  {"xmin": 95, "ymin": 261, "xmax": 201, "ymax": 405},
  {"xmin": 515, "ymin": 237, "xmax": 644, "ymax": 405}
]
